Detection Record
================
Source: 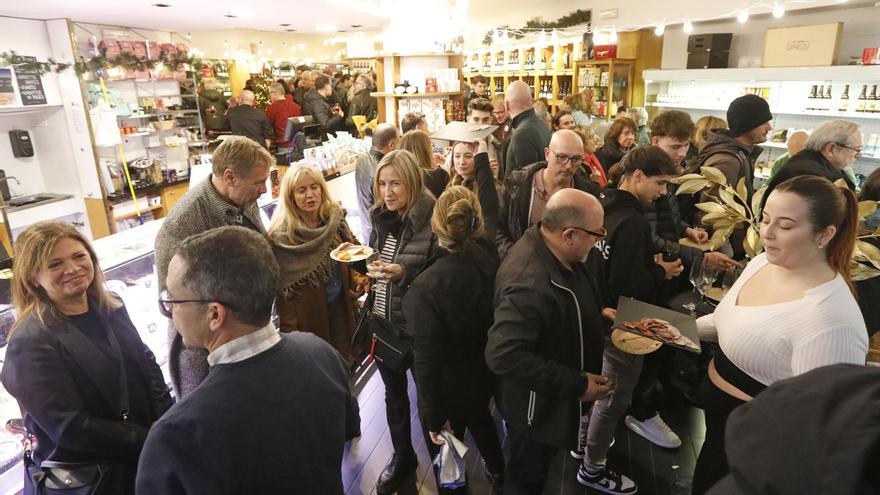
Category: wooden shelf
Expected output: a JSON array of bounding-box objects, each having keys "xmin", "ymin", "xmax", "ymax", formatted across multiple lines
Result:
[
  {"xmin": 371, "ymin": 92, "xmax": 463, "ymax": 98},
  {"xmin": 112, "ymin": 204, "xmax": 163, "ymax": 221},
  {"xmin": 0, "ymin": 104, "xmax": 62, "ymax": 115}
]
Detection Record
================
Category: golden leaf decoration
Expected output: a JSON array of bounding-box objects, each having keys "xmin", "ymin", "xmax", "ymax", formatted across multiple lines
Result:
[
  {"xmin": 751, "ymin": 186, "xmax": 767, "ymax": 221},
  {"xmin": 735, "ymin": 177, "xmax": 748, "ymax": 204},
  {"xmin": 695, "ymin": 202, "xmax": 727, "ymax": 214},
  {"xmin": 833, "ymin": 178, "xmax": 849, "ymax": 189},
  {"xmin": 851, "ymin": 261, "xmax": 880, "ymax": 281},
  {"xmin": 709, "ymin": 225, "xmax": 733, "ymax": 250},
  {"xmin": 745, "ymin": 225, "xmax": 763, "ymax": 259},
  {"xmin": 700, "ymin": 166, "xmax": 728, "ymax": 185},
  {"xmin": 676, "ymin": 179, "xmax": 710, "ymax": 196},
  {"xmin": 673, "ymin": 173, "xmax": 705, "ymax": 183},
  {"xmin": 854, "ymin": 241, "xmax": 880, "ymax": 271},
  {"xmin": 720, "ymin": 187, "xmax": 746, "ymax": 217},
  {"xmin": 858, "ymin": 200, "xmax": 878, "ymax": 220}
]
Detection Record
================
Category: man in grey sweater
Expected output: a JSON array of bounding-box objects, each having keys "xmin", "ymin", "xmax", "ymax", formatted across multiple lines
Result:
[{"xmin": 154, "ymin": 136, "xmax": 272, "ymax": 397}]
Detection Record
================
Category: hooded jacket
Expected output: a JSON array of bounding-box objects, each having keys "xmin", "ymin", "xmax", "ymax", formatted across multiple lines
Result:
[
  {"xmin": 588, "ymin": 188, "xmax": 666, "ymax": 308},
  {"xmin": 496, "ymin": 161, "xmax": 601, "ymax": 260},
  {"xmin": 486, "ymin": 225, "xmax": 605, "ymax": 449}
]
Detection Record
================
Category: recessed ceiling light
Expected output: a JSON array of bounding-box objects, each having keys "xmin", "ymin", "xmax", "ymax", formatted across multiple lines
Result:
[
  {"xmin": 224, "ymin": 13, "xmax": 237, "ymax": 18},
  {"xmin": 285, "ymin": 28, "xmax": 297, "ymax": 32},
  {"xmin": 153, "ymin": 3, "xmax": 171, "ymax": 6},
  {"xmin": 350, "ymin": 24, "xmax": 362, "ymax": 28},
  {"xmin": 280, "ymin": 23, "xmax": 290, "ymax": 27},
  {"xmin": 337, "ymin": 29, "xmax": 347, "ymax": 33}
]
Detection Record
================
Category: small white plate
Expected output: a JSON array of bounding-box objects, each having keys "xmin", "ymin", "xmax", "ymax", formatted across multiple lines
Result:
[{"xmin": 330, "ymin": 245, "xmax": 374, "ymax": 263}]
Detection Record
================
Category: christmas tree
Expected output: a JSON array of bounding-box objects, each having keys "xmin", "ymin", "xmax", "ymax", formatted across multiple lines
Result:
[{"xmin": 251, "ymin": 70, "xmax": 275, "ymax": 109}]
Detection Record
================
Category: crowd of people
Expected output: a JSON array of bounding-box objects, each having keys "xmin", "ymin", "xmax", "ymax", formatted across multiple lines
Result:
[{"xmin": 1, "ymin": 73, "xmax": 879, "ymax": 495}]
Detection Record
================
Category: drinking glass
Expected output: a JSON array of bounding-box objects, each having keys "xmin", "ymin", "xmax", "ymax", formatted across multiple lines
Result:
[
  {"xmin": 698, "ymin": 265, "xmax": 718, "ymax": 303},
  {"xmin": 683, "ymin": 261, "xmax": 702, "ymax": 314},
  {"xmin": 720, "ymin": 268, "xmax": 740, "ymax": 299}
]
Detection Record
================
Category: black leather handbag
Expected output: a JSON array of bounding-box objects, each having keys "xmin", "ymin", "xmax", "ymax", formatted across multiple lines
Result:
[{"xmin": 353, "ymin": 292, "xmax": 413, "ymax": 372}]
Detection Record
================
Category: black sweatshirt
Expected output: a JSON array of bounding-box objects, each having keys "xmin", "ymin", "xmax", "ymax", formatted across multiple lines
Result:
[{"xmin": 588, "ymin": 188, "xmax": 666, "ymax": 308}]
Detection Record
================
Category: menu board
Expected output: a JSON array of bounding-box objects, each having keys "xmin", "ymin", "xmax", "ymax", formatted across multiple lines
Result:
[
  {"xmin": 0, "ymin": 68, "xmax": 14, "ymax": 107},
  {"xmin": 14, "ymin": 56, "xmax": 47, "ymax": 106}
]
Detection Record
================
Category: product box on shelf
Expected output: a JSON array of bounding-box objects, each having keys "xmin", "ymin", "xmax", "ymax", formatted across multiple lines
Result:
[
  {"xmin": 763, "ymin": 22, "xmax": 842, "ymax": 67},
  {"xmin": 863, "ymin": 48, "xmax": 880, "ymax": 66},
  {"xmin": 594, "ymin": 45, "xmax": 617, "ymax": 60}
]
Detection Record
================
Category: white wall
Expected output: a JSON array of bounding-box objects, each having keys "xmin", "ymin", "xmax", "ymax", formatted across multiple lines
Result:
[
  {"xmin": 661, "ymin": 4, "xmax": 880, "ymax": 69},
  {"xmin": 188, "ymin": 29, "xmax": 377, "ymax": 65}
]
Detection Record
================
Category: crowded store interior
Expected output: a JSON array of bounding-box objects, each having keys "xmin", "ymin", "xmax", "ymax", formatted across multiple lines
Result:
[{"xmin": 1, "ymin": 0, "xmax": 880, "ymax": 494}]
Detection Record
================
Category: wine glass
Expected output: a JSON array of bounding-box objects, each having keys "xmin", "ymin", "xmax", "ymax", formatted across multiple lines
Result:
[
  {"xmin": 683, "ymin": 261, "xmax": 702, "ymax": 314},
  {"xmin": 698, "ymin": 265, "xmax": 718, "ymax": 304},
  {"xmin": 720, "ymin": 268, "xmax": 740, "ymax": 299}
]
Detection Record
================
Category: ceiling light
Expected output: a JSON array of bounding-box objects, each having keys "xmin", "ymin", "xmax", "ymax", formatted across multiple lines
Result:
[
  {"xmin": 224, "ymin": 13, "xmax": 237, "ymax": 18},
  {"xmin": 223, "ymin": 39, "xmax": 228, "ymax": 47},
  {"xmin": 286, "ymin": 29, "xmax": 297, "ymax": 32},
  {"xmin": 773, "ymin": 4, "xmax": 785, "ymax": 17},
  {"xmin": 737, "ymin": 9, "xmax": 749, "ymax": 23},
  {"xmin": 186, "ymin": 32, "xmax": 191, "ymax": 39},
  {"xmin": 655, "ymin": 24, "xmax": 665, "ymax": 36},
  {"xmin": 316, "ymin": 24, "xmax": 338, "ymax": 32},
  {"xmin": 280, "ymin": 23, "xmax": 290, "ymax": 27},
  {"xmin": 351, "ymin": 24, "xmax": 362, "ymax": 28},
  {"xmin": 683, "ymin": 19, "xmax": 694, "ymax": 34},
  {"xmin": 152, "ymin": 3, "xmax": 171, "ymax": 7}
]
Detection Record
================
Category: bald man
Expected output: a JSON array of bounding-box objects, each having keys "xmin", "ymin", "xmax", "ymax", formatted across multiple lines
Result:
[
  {"xmin": 768, "ymin": 129, "xmax": 809, "ymax": 179},
  {"xmin": 355, "ymin": 123, "xmax": 399, "ymax": 240},
  {"xmin": 497, "ymin": 129, "xmax": 601, "ymax": 259},
  {"xmin": 487, "ymin": 188, "xmax": 612, "ymax": 494},
  {"xmin": 502, "ymin": 80, "xmax": 552, "ymax": 178},
  {"xmin": 224, "ymin": 89, "xmax": 274, "ymax": 149}
]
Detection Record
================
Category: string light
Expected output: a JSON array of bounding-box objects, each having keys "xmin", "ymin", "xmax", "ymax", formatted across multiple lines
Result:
[
  {"xmin": 683, "ymin": 18, "xmax": 694, "ymax": 34},
  {"xmin": 654, "ymin": 23, "xmax": 665, "ymax": 36},
  {"xmin": 737, "ymin": 9, "xmax": 749, "ymax": 23},
  {"xmin": 773, "ymin": 4, "xmax": 785, "ymax": 17}
]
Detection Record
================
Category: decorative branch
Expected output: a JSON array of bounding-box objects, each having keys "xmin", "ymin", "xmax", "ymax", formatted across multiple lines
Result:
[
  {"xmin": 482, "ymin": 9, "xmax": 592, "ymax": 46},
  {"xmin": 1, "ymin": 50, "xmax": 204, "ymax": 77}
]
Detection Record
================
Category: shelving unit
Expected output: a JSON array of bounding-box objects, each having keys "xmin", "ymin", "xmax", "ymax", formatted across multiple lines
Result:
[
  {"xmin": 575, "ymin": 59, "xmax": 635, "ymax": 122},
  {"xmin": 373, "ymin": 52, "xmax": 465, "ymax": 129}
]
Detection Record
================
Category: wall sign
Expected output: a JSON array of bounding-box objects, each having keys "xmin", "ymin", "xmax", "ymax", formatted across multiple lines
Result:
[
  {"xmin": 13, "ymin": 56, "xmax": 47, "ymax": 106},
  {"xmin": 0, "ymin": 68, "xmax": 14, "ymax": 107}
]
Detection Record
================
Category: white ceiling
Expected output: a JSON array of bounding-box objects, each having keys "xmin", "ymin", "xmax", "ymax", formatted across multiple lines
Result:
[{"xmin": 0, "ymin": 0, "xmax": 389, "ymax": 33}]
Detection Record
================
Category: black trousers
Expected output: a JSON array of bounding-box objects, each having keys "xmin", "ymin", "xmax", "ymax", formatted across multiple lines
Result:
[
  {"xmin": 503, "ymin": 427, "xmax": 560, "ymax": 495},
  {"xmin": 691, "ymin": 376, "xmax": 746, "ymax": 494},
  {"xmin": 376, "ymin": 360, "xmax": 417, "ymax": 458},
  {"xmin": 423, "ymin": 410, "xmax": 505, "ymax": 476}
]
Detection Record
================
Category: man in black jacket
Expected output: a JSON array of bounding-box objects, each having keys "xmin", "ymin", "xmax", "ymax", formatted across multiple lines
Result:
[
  {"xmin": 503, "ymin": 80, "xmax": 551, "ymax": 178},
  {"xmin": 497, "ymin": 129, "xmax": 600, "ymax": 259},
  {"xmin": 224, "ymin": 90, "xmax": 273, "ymax": 149},
  {"xmin": 578, "ymin": 146, "xmax": 682, "ymax": 495},
  {"xmin": 761, "ymin": 119, "xmax": 860, "ymax": 213},
  {"xmin": 138, "ymin": 227, "xmax": 359, "ymax": 494},
  {"xmin": 303, "ymin": 75, "xmax": 345, "ymax": 138},
  {"xmin": 486, "ymin": 188, "xmax": 612, "ymax": 495},
  {"xmin": 348, "ymin": 74, "xmax": 378, "ymax": 125}
]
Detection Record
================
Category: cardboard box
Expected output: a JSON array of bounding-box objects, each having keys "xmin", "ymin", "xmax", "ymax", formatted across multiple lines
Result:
[
  {"xmin": 763, "ymin": 22, "xmax": 842, "ymax": 67},
  {"xmin": 864, "ymin": 47, "xmax": 880, "ymax": 66},
  {"xmin": 594, "ymin": 45, "xmax": 617, "ymax": 60}
]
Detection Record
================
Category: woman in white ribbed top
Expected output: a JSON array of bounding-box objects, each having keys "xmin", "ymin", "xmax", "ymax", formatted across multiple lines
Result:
[{"xmin": 692, "ymin": 176, "xmax": 868, "ymax": 494}]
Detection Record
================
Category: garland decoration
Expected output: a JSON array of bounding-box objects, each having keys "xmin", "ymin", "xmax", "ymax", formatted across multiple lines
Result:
[
  {"xmin": 0, "ymin": 50, "xmax": 204, "ymax": 76},
  {"xmin": 482, "ymin": 9, "xmax": 592, "ymax": 45}
]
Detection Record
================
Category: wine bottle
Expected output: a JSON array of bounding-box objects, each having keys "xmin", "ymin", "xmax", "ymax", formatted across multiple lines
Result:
[
  {"xmin": 857, "ymin": 84, "xmax": 868, "ymax": 112},
  {"xmin": 838, "ymin": 84, "xmax": 850, "ymax": 113},
  {"xmin": 807, "ymin": 84, "xmax": 817, "ymax": 111},
  {"xmin": 869, "ymin": 85, "xmax": 878, "ymax": 113}
]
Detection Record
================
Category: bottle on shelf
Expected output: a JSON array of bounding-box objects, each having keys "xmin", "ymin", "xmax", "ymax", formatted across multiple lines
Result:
[
  {"xmin": 817, "ymin": 85, "xmax": 826, "ymax": 111},
  {"xmin": 857, "ymin": 84, "xmax": 868, "ymax": 112},
  {"xmin": 870, "ymin": 85, "xmax": 879, "ymax": 113},
  {"xmin": 563, "ymin": 47, "xmax": 571, "ymax": 70},
  {"xmin": 838, "ymin": 84, "xmax": 850, "ymax": 113},
  {"xmin": 539, "ymin": 52, "xmax": 547, "ymax": 71},
  {"xmin": 806, "ymin": 84, "xmax": 818, "ymax": 111}
]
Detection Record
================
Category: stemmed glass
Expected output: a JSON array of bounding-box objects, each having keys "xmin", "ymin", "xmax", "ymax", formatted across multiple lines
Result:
[
  {"xmin": 683, "ymin": 261, "xmax": 702, "ymax": 314},
  {"xmin": 720, "ymin": 268, "xmax": 740, "ymax": 299},
  {"xmin": 697, "ymin": 265, "xmax": 718, "ymax": 305}
]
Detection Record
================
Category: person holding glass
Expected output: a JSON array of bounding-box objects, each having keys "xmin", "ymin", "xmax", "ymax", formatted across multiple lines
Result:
[
  {"xmin": 358, "ymin": 150, "xmax": 438, "ymax": 494},
  {"xmin": 692, "ymin": 175, "xmax": 869, "ymax": 494},
  {"xmin": 267, "ymin": 165, "xmax": 369, "ymax": 366},
  {"xmin": 404, "ymin": 139, "xmax": 504, "ymax": 493},
  {"xmin": 1, "ymin": 221, "xmax": 172, "ymax": 495}
]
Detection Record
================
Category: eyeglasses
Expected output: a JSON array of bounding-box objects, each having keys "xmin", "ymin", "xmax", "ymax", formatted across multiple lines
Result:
[
  {"xmin": 491, "ymin": 110, "xmax": 506, "ymax": 116},
  {"xmin": 835, "ymin": 143, "xmax": 863, "ymax": 156},
  {"xmin": 566, "ymin": 226, "xmax": 608, "ymax": 240},
  {"xmin": 549, "ymin": 149, "xmax": 584, "ymax": 166},
  {"xmin": 158, "ymin": 290, "xmax": 237, "ymax": 318}
]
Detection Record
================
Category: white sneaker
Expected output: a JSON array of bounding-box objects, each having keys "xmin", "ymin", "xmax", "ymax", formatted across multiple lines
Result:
[
  {"xmin": 576, "ymin": 464, "xmax": 638, "ymax": 494},
  {"xmin": 624, "ymin": 414, "xmax": 681, "ymax": 449}
]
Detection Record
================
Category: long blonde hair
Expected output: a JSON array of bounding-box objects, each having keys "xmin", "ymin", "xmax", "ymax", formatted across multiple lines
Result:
[
  {"xmin": 268, "ymin": 164, "xmax": 339, "ymax": 243},
  {"xmin": 433, "ymin": 186, "xmax": 485, "ymax": 252},
  {"xmin": 398, "ymin": 130, "xmax": 434, "ymax": 171},
  {"xmin": 694, "ymin": 116, "xmax": 727, "ymax": 150},
  {"xmin": 11, "ymin": 221, "xmax": 121, "ymax": 333},
  {"xmin": 374, "ymin": 150, "xmax": 425, "ymax": 214}
]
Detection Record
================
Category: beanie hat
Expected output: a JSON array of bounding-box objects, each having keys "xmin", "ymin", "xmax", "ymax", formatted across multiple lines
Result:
[{"xmin": 726, "ymin": 94, "xmax": 773, "ymax": 137}]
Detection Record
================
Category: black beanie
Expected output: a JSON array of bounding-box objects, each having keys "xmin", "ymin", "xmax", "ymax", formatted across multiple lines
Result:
[{"xmin": 726, "ymin": 94, "xmax": 773, "ymax": 137}]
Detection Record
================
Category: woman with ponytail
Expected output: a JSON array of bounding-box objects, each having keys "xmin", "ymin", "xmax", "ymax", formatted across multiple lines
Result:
[
  {"xmin": 403, "ymin": 139, "xmax": 504, "ymax": 493},
  {"xmin": 692, "ymin": 175, "xmax": 868, "ymax": 494}
]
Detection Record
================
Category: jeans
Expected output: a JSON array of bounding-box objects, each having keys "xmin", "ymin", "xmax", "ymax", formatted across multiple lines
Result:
[{"xmin": 584, "ymin": 337, "xmax": 644, "ymax": 470}]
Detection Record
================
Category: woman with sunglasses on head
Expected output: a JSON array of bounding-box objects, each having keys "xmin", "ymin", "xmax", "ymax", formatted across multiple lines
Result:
[
  {"xmin": 1, "ymin": 221, "xmax": 172, "ymax": 495},
  {"xmin": 404, "ymin": 139, "xmax": 504, "ymax": 493},
  {"xmin": 692, "ymin": 175, "xmax": 868, "ymax": 493}
]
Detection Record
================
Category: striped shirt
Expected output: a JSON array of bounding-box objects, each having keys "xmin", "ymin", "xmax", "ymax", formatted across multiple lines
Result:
[{"xmin": 372, "ymin": 233, "xmax": 399, "ymax": 318}]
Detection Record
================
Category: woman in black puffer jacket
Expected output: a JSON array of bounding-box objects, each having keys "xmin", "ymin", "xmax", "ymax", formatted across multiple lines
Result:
[{"xmin": 404, "ymin": 141, "xmax": 503, "ymax": 493}]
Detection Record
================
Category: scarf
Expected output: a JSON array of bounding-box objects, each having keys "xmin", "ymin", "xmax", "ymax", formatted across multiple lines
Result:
[{"xmin": 270, "ymin": 206, "xmax": 355, "ymax": 295}]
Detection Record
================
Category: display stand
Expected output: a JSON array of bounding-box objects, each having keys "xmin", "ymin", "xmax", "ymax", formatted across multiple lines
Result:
[{"xmin": 372, "ymin": 53, "xmax": 465, "ymax": 129}]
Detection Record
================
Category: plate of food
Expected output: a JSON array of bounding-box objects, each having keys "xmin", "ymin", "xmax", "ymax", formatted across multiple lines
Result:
[
  {"xmin": 611, "ymin": 328, "xmax": 662, "ymax": 355},
  {"xmin": 613, "ymin": 297, "xmax": 702, "ymax": 354},
  {"xmin": 330, "ymin": 245, "xmax": 374, "ymax": 263}
]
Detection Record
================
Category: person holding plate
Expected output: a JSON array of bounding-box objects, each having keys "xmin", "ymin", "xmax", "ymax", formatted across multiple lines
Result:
[{"xmin": 268, "ymin": 165, "xmax": 369, "ymax": 366}]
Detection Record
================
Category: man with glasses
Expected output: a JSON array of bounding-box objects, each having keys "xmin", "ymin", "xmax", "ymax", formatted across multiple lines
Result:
[
  {"xmin": 761, "ymin": 119, "xmax": 861, "ymax": 214},
  {"xmin": 139, "ymin": 226, "xmax": 359, "ymax": 494},
  {"xmin": 154, "ymin": 136, "xmax": 272, "ymax": 397},
  {"xmin": 576, "ymin": 146, "xmax": 684, "ymax": 495},
  {"xmin": 497, "ymin": 129, "xmax": 600, "ymax": 259},
  {"xmin": 487, "ymin": 188, "xmax": 613, "ymax": 495}
]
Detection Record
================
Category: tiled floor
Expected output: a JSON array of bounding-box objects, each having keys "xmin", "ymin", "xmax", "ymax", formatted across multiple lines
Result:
[{"xmin": 342, "ymin": 363, "xmax": 705, "ymax": 495}]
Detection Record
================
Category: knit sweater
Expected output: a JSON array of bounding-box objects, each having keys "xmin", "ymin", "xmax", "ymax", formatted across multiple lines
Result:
[{"xmin": 697, "ymin": 253, "xmax": 868, "ymax": 387}]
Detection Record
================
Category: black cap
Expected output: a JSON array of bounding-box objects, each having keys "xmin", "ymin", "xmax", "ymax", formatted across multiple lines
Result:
[
  {"xmin": 708, "ymin": 364, "xmax": 880, "ymax": 495},
  {"xmin": 726, "ymin": 94, "xmax": 773, "ymax": 137}
]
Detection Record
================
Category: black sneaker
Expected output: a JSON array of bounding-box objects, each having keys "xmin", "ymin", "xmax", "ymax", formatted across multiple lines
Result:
[{"xmin": 576, "ymin": 464, "xmax": 637, "ymax": 494}]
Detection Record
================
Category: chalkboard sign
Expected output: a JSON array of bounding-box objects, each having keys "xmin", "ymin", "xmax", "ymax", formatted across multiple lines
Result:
[
  {"xmin": 14, "ymin": 56, "xmax": 47, "ymax": 106},
  {"xmin": 0, "ymin": 68, "xmax": 14, "ymax": 107}
]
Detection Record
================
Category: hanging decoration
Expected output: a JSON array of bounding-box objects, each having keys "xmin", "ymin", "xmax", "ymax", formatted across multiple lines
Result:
[
  {"xmin": 482, "ymin": 9, "xmax": 592, "ymax": 45},
  {"xmin": 250, "ymin": 70, "xmax": 276, "ymax": 109},
  {"xmin": 0, "ymin": 50, "xmax": 204, "ymax": 76}
]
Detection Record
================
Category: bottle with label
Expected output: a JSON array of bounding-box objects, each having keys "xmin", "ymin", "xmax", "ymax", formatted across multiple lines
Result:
[
  {"xmin": 539, "ymin": 52, "xmax": 547, "ymax": 71},
  {"xmin": 823, "ymin": 84, "xmax": 832, "ymax": 112},
  {"xmin": 806, "ymin": 84, "xmax": 818, "ymax": 111},
  {"xmin": 869, "ymin": 85, "xmax": 879, "ymax": 113},
  {"xmin": 564, "ymin": 47, "xmax": 571, "ymax": 69},
  {"xmin": 816, "ymin": 85, "xmax": 825, "ymax": 111},
  {"xmin": 857, "ymin": 85, "xmax": 868, "ymax": 112},
  {"xmin": 838, "ymin": 84, "xmax": 850, "ymax": 113}
]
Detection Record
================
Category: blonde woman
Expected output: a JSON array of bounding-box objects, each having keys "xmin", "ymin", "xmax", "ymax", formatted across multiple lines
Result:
[
  {"xmin": 355, "ymin": 149, "xmax": 438, "ymax": 494},
  {"xmin": 693, "ymin": 116, "xmax": 727, "ymax": 151},
  {"xmin": 399, "ymin": 130, "xmax": 449, "ymax": 198},
  {"xmin": 268, "ymin": 165, "xmax": 368, "ymax": 363},
  {"xmin": 1, "ymin": 221, "xmax": 171, "ymax": 495}
]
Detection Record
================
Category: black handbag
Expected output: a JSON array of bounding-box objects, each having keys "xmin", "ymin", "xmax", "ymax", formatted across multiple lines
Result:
[{"xmin": 353, "ymin": 291, "xmax": 413, "ymax": 372}]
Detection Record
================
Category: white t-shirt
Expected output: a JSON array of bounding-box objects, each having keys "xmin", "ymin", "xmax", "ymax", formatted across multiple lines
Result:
[{"xmin": 697, "ymin": 253, "xmax": 868, "ymax": 386}]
